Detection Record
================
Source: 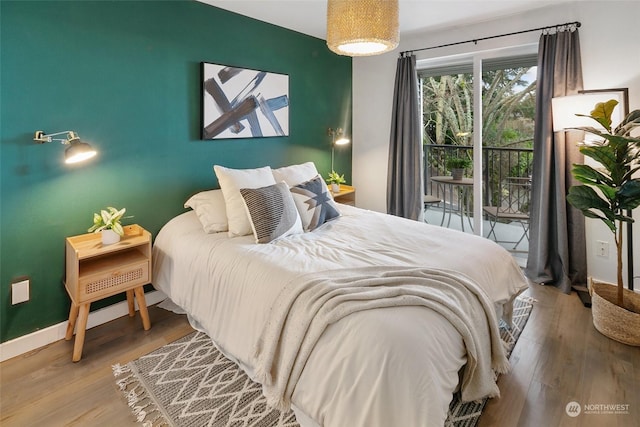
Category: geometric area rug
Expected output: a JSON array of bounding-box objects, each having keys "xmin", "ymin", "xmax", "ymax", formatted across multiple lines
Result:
[
  {"xmin": 113, "ymin": 295, "xmax": 534, "ymax": 427},
  {"xmin": 444, "ymin": 294, "xmax": 534, "ymax": 427}
]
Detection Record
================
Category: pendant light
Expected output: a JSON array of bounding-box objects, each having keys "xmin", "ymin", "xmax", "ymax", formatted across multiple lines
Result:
[{"xmin": 327, "ymin": 0, "xmax": 399, "ymax": 57}]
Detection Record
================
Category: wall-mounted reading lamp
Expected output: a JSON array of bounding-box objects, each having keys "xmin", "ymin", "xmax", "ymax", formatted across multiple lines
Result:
[
  {"xmin": 34, "ymin": 130, "xmax": 97, "ymax": 164},
  {"xmin": 327, "ymin": 127, "xmax": 350, "ymax": 173}
]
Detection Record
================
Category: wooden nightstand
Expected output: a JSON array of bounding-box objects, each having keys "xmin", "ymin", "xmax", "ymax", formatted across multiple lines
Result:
[
  {"xmin": 64, "ymin": 224, "xmax": 152, "ymax": 362},
  {"xmin": 333, "ymin": 184, "xmax": 356, "ymax": 206}
]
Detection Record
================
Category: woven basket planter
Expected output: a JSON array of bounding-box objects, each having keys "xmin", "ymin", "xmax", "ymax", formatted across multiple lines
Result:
[{"xmin": 590, "ymin": 280, "xmax": 640, "ymax": 346}]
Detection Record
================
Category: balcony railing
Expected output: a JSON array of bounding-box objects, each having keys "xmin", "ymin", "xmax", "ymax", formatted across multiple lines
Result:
[{"xmin": 424, "ymin": 143, "xmax": 534, "ymax": 208}]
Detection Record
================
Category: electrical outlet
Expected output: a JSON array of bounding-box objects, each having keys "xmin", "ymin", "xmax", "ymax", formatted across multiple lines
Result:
[
  {"xmin": 11, "ymin": 278, "xmax": 30, "ymax": 304},
  {"xmin": 596, "ymin": 240, "xmax": 610, "ymax": 258}
]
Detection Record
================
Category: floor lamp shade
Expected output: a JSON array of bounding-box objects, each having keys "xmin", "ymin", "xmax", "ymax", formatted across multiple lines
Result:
[
  {"xmin": 327, "ymin": 0, "xmax": 399, "ymax": 56},
  {"xmin": 552, "ymin": 93, "xmax": 625, "ymax": 132}
]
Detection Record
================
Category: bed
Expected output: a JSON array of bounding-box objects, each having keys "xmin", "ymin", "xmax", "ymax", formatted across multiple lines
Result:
[{"xmin": 152, "ymin": 163, "xmax": 529, "ymax": 426}]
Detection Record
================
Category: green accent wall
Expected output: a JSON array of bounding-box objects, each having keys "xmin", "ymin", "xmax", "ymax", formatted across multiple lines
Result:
[{"xmin": 0, "ymin": 0, "xmax": 352, "ymax": 343}]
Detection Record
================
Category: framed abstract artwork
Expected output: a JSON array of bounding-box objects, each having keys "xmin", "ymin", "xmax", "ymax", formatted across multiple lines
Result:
[{"xmin": 201, "ymin": 62, "xmax": 290, "ymax": 139}]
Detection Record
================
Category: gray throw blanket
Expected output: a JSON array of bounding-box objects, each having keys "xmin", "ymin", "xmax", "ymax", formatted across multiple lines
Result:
[{"xmin": 254, "ymin": 266, "xmax": 510, "ymax": 411}]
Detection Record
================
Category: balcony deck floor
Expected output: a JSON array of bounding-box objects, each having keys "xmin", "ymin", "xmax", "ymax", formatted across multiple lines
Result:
[{"xmin": 424, "ymin": 206, "xmax": 529, "ymax": 267}]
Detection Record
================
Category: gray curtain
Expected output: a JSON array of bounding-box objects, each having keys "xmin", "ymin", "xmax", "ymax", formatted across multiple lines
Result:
[
  {"xmin": 525, "ymin": 28, "xmax": 587, "ymax": 293},
  {"xmin": 387, "ymin": 54, "xmax": 423, "ymax": 220}
]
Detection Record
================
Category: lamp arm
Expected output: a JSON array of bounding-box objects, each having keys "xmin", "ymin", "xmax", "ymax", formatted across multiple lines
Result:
[{"xmin": 34, "ymin": 130, "xmax": 77, "ymax": 145}]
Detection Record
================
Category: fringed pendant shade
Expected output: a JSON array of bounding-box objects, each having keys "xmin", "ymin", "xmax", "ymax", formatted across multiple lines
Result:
[{"xmin": 327, "ymin": 0, "xmax": 399, "ymax": 56}]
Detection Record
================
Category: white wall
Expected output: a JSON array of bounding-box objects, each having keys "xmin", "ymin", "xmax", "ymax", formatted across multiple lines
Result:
[{"xmin": 352, "ymin": 1, "xmax": 640, "ymax": 287}]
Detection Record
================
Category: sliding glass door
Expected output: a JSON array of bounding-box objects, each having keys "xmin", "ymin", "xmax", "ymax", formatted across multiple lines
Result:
[{"xmin": 420, "ymin": 52, "xmax": 537, "ymax": 264}]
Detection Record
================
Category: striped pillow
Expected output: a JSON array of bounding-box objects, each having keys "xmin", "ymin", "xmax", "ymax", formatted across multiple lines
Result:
[{"xmin": 240, "ymin": 182, "xmax": 303, "ymax": 243}]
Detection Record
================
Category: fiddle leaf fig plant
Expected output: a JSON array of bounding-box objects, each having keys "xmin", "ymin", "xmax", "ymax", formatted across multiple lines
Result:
[{"xmin": 566, "ymin": 99, "xmax": 640, "ymax": 306}]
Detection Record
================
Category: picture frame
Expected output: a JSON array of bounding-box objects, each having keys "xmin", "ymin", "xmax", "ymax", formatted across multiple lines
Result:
[{"xmin": 201, "ymin": 62, "xmax": 289, "ymax": 140}]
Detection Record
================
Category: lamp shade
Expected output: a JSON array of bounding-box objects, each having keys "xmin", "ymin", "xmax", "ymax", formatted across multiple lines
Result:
[
  {"xmin": 327, "ymin": 0, "xmax": 399, "ymax": 56},
  {"xmin": 335, "ymin": 136, "xmax": 350, "ymax": 146},
  {"xmin": 551, "ymin": 94, "xmax": 623, "ymax": 132},
  {"xmin": 65, "ymin": 140, "xmax": 97, "ymax": 164}
]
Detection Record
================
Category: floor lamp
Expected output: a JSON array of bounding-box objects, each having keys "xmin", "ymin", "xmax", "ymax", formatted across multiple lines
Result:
[{"xmin": 552, "ymin": 88, "xmax": 634, "ymax": 306}]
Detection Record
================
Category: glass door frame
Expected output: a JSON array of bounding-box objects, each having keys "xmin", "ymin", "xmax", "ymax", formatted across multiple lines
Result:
[{"xmin": 418, "ymin": 43, "xmax": 538, "ymax": 237}]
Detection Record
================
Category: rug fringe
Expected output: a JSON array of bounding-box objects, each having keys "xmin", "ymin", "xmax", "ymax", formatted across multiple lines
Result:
[{"xmin": 111, "ymin": 364, "xmax": 172, "ymax": 427}]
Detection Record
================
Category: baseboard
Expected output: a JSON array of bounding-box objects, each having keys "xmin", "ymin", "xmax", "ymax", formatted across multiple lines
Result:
[{"xmin": 0, "ymin": 290, "xmax": 166, "ymax": 363}]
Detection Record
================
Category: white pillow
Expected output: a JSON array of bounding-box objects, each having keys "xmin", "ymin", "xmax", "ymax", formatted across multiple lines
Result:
[
  {"xmin": 184, "ymin": 189, "xmax": 228, "ymax": 233},
  {"xmin": 214, "ymin": 165, "xmax": 276, "ymax": 237},
  {"xmin": 272, "ymin": 161, "xmax": 319, "ymax": 187}
]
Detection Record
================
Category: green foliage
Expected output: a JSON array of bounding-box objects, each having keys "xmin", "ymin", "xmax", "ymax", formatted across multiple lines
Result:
[
  {"xmin": 87, "ymin": 206, "xmax": 129, "ymax": 236},
  {"xmin": 567, "ymin": 101, "xmax": 640, "ymax": 226},
  {"xmin": 421, "ymin": 66, "xmax": 536, "ymax": 200},
  {"xmin": 576, "ymin": 99, "xmax": 619, "ymax": 131},
  {"xmin": 422, "ymin": 73, "xmax": 473, "ymax": 146},
  {"xmin": 508, "ymin": 151, "xmax": 534, "ymax": 178},
  {"xmin": 326, "ymin": 170, "xmax": 346, "ymax": 185},
  {"xmin": 501, "ymin": 128, "xmax": 520, "ymax": 141},
  {"xmin": 421, "ymin": 67, "xmax": 536, "ymax": 148},
  {"xmin": 445, "ymin": 157, "xmax": 472, "ymax": 170}
]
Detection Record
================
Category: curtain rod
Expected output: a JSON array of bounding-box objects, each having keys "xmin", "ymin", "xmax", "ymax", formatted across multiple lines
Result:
[{"xmin": 400, "ymin": 21, "xmax": 581, "ymax": 56}]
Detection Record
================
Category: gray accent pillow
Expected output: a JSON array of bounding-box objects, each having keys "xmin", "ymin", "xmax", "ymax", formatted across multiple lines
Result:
[
  {"xmin": 290, "ymin": 175, "xmax": 341, "ymax": 231},
  {"xmin": 240, "ymin": 182, "xmax": 303, "ymax": 243}
]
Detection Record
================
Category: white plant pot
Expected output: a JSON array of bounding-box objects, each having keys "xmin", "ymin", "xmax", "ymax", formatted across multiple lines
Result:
[
  {"xmin": 101, "ymin": 229, "xmax": 121, "ymax": 245},
  {"xmin": 331, "ymin": 183, "xmax": 340, "ymax": 193}
]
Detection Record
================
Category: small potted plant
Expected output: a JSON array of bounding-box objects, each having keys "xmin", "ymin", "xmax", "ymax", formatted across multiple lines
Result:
[
  {"xmin": 88, "ymin": 206, "xmax": 129, "ymax": 245},
  {"xmin": 445, "ymin": 156, "xmax": 472, "ymax": 180},
  {"xmin": 566, "ymin": 99, "xmax": 640, "ymax": 346},
  {"xmin": 326, "ymin": 170, "xmax": 346, "ymax": 193}
]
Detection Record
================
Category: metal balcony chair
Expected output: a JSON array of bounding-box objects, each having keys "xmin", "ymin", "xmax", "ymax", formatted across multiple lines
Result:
[
  {"xmin": 423, "ymin": 194, "xmax": 443, "ymax": 224},
  {"xmin": 483, "ymin": 177, "xmax": 531, "ymax": 251}
]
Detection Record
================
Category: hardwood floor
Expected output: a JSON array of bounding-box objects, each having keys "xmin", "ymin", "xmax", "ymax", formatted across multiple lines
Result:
[
  {"xmin": 479, "ymin": 283, "xmax": 640, "ymax": 427},
  {"xmin": 1, "ymin": 284, "xmax": 638, "ymax": 427},
  {"xmin": 0, "ymin": 306, "xmax": 194, "ymax": 427}
]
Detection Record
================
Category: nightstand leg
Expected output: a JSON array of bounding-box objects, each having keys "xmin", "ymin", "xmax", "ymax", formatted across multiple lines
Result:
[
  {"xmin": 72, "ymin": 303, "xmax": 90, "ymax": 362},
  {"xmin": 65, "ymin": 303, "xmax": 79, "ymax": 341},
  {"xmin": 126, "ymin": 290, "xmax": 135, "ymax": 317},
  {"xmin": 134, "ymin": 287, "xmax": 151, "ymax": 331}
]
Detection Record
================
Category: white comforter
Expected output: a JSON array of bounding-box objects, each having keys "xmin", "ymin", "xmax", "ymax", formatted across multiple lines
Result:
[{"xmin": 152, "ymin": 205, "xmax": 528, "ymax": 426}]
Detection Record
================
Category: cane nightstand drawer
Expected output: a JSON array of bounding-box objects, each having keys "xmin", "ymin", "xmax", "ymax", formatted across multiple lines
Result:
[{"xmin": 75, "ymin": 251, "xmax": 150, "ymax": 303}]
